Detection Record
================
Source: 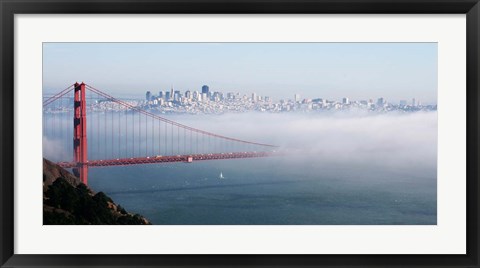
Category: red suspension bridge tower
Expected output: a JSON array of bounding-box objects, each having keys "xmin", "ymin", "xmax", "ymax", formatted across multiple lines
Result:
[{"xmin": 73, "ymin": 82, "xmax": 88, "ymax": 184}]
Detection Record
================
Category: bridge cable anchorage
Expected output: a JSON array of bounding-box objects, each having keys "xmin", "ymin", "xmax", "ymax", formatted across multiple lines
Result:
[{"xmin": 84, "ymin": 83, "xmax": 278, "ymax": 148}]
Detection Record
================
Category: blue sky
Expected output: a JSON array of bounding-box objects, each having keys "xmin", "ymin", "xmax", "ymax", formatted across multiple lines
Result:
[{"xmin": 43, "ymin": 43, "xmax": 437, "ymax": 104}]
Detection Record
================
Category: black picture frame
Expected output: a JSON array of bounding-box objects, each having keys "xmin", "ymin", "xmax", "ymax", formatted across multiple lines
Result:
[{"xmin": 1, "ymin": 0, "xmax": 479, "ymax": 267}]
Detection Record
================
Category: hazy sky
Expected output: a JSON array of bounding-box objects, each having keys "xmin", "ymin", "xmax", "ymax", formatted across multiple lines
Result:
[{"xmin": 43, "ymin": 43, "xmax": 437, "ymax": 104}]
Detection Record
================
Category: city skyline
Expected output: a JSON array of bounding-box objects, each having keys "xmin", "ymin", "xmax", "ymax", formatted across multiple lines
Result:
[
  {"xmin": 144, "ymin": 84, "xmax": 433, "ymax": 106},
  {"xmin": 43, "ymin": 43, "xmax": 438, "ymax": 104},
  {"xmin": 137, "ymin": 84, "xmax": 436, "ymax": 114}
]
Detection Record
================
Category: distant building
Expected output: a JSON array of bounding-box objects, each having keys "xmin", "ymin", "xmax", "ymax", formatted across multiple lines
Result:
[
  {"xmin": 252, "ymin": 93, "xmax": 257, "ymax": 102},
  {"xmin": 294, "ymin": 94, "xmax": 301, "ymax": 103},
  {"xmin": 193, "ymin": 91, "xmax": 200, "ymax": 101},
  {"xmin": 174, "ymin": 90, "xmax": 181, "ymax": 101},
  {"xmin": 412, "ymin": 98, "xmax": 416, "ymax": 107},
  {"xmin": 146, "ymin": 91, "xmax": 151, "ymax": 101},
  {"xmin": 400, "ymin": 100, "xmax": 407, "ymax": 106},
  {"xmin": 202, "ymin": 85, "xmax": 209, "ymax": 94},
  {"xmin": 158, "ymin": 91, "xmax": 164, "ymax": 99},
  {"xmin": 185, "ymin": 90, "xmax": 191, "ymax": 100},
  {"xmin": 377, "ymin": 98, "xmax": 385, "ymax": 107},
  {"xmin": 342, "ymin": 97, "xmax": 349, "ymax": 105},
  {"xmin": 212, "ymin": 92, "xmax": 223, "ymax": 101},
  {"xmin": 165, "ymin": 91, "xmax": 171, "ymax": 101}
]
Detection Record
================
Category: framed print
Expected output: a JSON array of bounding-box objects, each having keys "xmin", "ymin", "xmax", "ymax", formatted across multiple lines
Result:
[{"xmin": 1, "ymin": 0, "xmax": 479, "ymax": 267}]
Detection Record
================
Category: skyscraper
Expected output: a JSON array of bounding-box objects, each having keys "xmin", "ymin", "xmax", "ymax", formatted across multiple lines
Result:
[
  {"xmin": 342, "ymin": 97, "xmax": 350, "ymax": 105},
  {"xmin": 185, "ymin": 90, "xmax": 192, "ymax": 100},
  {"xmin": 174, "ymin": 90, "xmax": 181, "ymax": 101},
  {"xmin": 294, "ymin": 94, "xmax": 301, "ymax": 103},
  {"xmin": 193, "ymin": 91, "xmax": 200, "ymax": 101},
  {"xmin": 202, "ymin": 85, "xmax": 209, "ymax": 95},
  {"xmin": 146, "ymin": 91, "xmax": 151, "ymax": 101}
]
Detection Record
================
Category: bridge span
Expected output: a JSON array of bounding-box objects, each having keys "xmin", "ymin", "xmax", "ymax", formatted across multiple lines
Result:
[{"xmin": 58, "ymin": 151, "xmax": 275, "ymax": 168}]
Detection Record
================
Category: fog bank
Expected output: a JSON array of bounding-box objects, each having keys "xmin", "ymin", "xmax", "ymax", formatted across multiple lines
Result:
[{"xmin": 177, "ymin": 111, "xmax": 437, "ymax": 171}]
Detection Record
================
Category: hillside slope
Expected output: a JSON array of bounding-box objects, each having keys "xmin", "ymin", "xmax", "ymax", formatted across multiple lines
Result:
[{"xmin": 43, "ymin": 158, "xmax": 150, "ymax": 225}]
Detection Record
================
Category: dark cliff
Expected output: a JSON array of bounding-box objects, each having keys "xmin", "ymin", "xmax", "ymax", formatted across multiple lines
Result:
[{"xmin": 43, "ymin": 158, "xmax": 150, "ymax": 225}]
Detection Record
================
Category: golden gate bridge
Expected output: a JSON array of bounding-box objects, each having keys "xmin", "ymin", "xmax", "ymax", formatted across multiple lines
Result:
[{"xmin": 43, "ymin": 82, "xmax": 278, "ymax": 185}]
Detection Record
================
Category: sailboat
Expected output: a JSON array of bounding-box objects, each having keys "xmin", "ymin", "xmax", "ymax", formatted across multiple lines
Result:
[{"xmin": 219, "ymin": 172, "xmax": 225, "ymax": 179}]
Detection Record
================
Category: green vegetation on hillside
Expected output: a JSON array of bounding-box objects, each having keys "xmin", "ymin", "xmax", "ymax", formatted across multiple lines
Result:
[{"xmin": 43, "ymin": 158, "xmax": 150, "ymax": 225}]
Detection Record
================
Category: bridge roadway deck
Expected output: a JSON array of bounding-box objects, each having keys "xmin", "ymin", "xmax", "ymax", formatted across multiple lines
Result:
[{"xmin": 57, "ymin": 151, "xmax": 274, "ymax": 168}]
